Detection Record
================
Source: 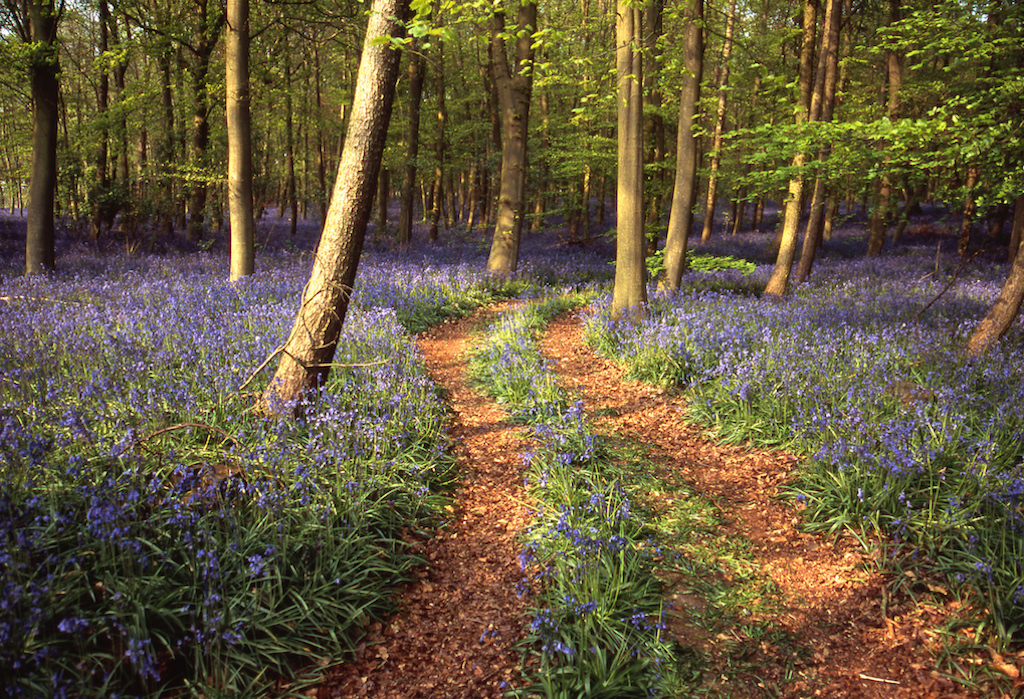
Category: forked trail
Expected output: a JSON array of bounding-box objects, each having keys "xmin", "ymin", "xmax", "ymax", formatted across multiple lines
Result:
[{"xmin": 319, "ymin": 307, "xmax": 1006, "ymax": 699}]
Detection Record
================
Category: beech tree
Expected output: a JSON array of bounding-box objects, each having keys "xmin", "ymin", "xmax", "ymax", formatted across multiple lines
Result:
[
  {"xmin": 262, "ymin": 0, "xmax": 409, "ymax": 412},
  {"xmin": 763, "ymin": 0, "xmax": 818, "ymax": 298},
  {"xmin": 3, "ymin": 0, "xmax": 62, "ymax": 274},
  {"xmin": 486, "ymin": 0, "xmax": 537, "ymax": 275},
  {"xmin": 226, "ymin": 0, "xmax": 255, "ymax": 280},
  {"xmin": 660, "ymin": 0, "xmax": 702, "ymax": 290},
  {"xmin": 610, "ymin": 0, "xmax": 645, "ymax": 320}
]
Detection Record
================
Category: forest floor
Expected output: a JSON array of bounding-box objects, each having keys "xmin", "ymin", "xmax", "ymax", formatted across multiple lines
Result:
[{"xmin": 317, "ymin": 304, "xmax": 1020, "ymax": 699}]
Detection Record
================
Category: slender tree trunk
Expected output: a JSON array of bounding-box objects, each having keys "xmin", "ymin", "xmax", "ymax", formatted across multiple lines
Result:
[
  {"xmin": 429, "ymin": 37, "xmax": 446, "ymax": 241},
  {"xmin": 486, "ymin": 1, "xmax": 537, "ymax": 274},
  {"xmin": 764, "ymin": 0, "xmax": 818, "ymax": 297},
  {"xmin": 661, "ymin": 0, "xmax": 703, "ymax": 290},
  {"xmin": 1008, "ymin": 194, "xmax": 1024, "ymax": 263},
  {"xmin": 867, "ymin": 0, "xmax": 902, "ymax": 257},
  {"xmin": 795, "ymin": 0, "xmax": 841, "ymax": 283},
  {"xmin": 314, "ymin": 45, "xmax": 328, "ymax": 224},
  {"xmin": 377, "ymin": 167, "xmax": 390, "ymax": 232},
  {"xmin": 227, "ymin": 0, "xmax": 255, "ymax": 280},
  {"xmin": 90, "ymin": 0, "xmax": 110, "ymax": 242},
  {"xmin": 611, "ymin": 0, "xmax": 646, "ymax": 319},
  {"xmin": 397, "ymin": 40, "xmax": 425, "ymax": 245},
  {"xmin": 958, "ymin": 164, "xmax": 979, "ymax": 257},
  {"xmin": 187, "ymin": 0, "xmax": 225, "ymax": 242},
  {"xmin": 262, "ymin": 0, "xmax": 408, "ymax": 412},
  {"xmin": 158, "ymin": 46, "xmax": 176, "ymax": 238},
  {"xmin": 643, "ymin": 0, "xmax": 665, "ymax": 254},
  {"xmin": 26, "ymin": 0, "xmax": 59, "ymax": 274},
  {"xmin": 700, "ymin": 0, "xmax": 736, "ymax": 243},
  {"xmin": 284, "ymin": 48, "xmax": 299, "ymax": 237}
]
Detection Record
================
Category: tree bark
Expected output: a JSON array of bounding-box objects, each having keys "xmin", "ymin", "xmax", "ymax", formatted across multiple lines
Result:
[
  {"xmin": 262, "ymin": 0, "xmax": 408, "ymax": 412},
  {"xmin": 26, "ymin": 0, "xmax": 59, "ymax": 275},
  {"xmin": 795, "ymin": 0, "xmax": 842, "ymax": 283},
  {"xmin": 397, "ymin": 40, "xmax": 425, "ymax": 245},
  {"xmin": 90, "ymin": 0, "xmax": 110, "ymax": 243},
  {"xmin": 429, "ymin": 37, "xmax": 446, "ymax": 242},
  {"xmin": 486, "ymin": 1, "xmax": 537, "ymax": 275},
  {"xmin": 966, "ymin": 228, "xmax": 1024, "ymax": 358},
  {"xmin": 866, "ymin": 0, "xmax": 902, "ymax": 257},
  {"xmin": 764, "ymin": 0, "xmax": 818, "ymax": 297},
  {"xmin": 643, "ymin": 0, "xmax": 665, "ymax": 254},
  {"xmin": 700, "ymin": 0, "xmax": 736, "ymax": 243},
  {"xmin": 227, "ymin": 0, "xmax": 255, "ymax": 280},
  {"xmin": 611, "ymin": 0, "xmax": 646, "ymax": 319},
  {"xmin": 660, "ymin": 0, "xmax": 703, "ymax": 290},
  {"xmin": 186, "ymin": 0, "xmax": 225, "ymax": 242}
]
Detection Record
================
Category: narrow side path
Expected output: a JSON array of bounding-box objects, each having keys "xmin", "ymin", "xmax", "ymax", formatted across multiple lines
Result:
[
  {"xmin": 539, "ymin": 310, "xmax": 988, "ymax": 699},
  {"xmin": 320, "ymin": 307, "xmax": 532, "ymax": 698}
]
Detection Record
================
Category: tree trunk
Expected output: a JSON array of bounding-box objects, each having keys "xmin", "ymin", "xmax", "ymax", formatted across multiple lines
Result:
[
  {"xmin": 377, "ymin": 167, "xmax": 390, "ymax": 232},
  {"xmin": 643, "ymin": 0, "xmax": 665, "ymax": 254},
  {"xmin": 90, "ymin": 0, "xmax": 110, "ymax": 243},
  {"xmin": 187, "ymin": 0, "xmax": 225, "ymax": 242},
  {"xmin": 158, "ymin": 45, "xmax": 177, "ymax": 238},
  {"xmin": 764, "ymin": 0, "xmax": 818, "ymax": 297},
  {"xmin": 1008, "ymin": 194, "xmax": 1024, "ymax": 263},
  {"xmin": 660, "ymin": 0, "xmax": 703, "ymax": 290},
  {"xmin": 284, "ymin": 48, "xmax": 299, "ymax": 238},
  {"xmin": 866, "ymin": 0, "xmax": 902, "ymax": 257},
  {"xmin": 26, "ymin": 0, "xmax": 59, "ymax": 275},
  {"xmin": 965, "ymin": 229, "xmax": 1024, "ymax": 358},
  {"xmin": 429, "ymin": 37, "xmax": 446, "ymax": 242},
  {"xmin": 227, "ymin": 0, "xmax": 255, "ymax": 280},
  {"xmin": 397, "ymin": 40, "xmax": 426, "ymax": 245},
  {"xmin": 699, "ymin": 0, "xmax": 736, "ymax": 243},
  {"xmin": 611, "ymin": 0, "xmax": 646, "ymax": 319},
  {"xmin": 795, "ymin": 0, "xmax": 842, "ymax": 283},
  {"xmin": 486, "ymin": 1, "xmax": 537, "ymax": 274},
  {"xmin": 958, "ymin": 164, "xmax": 979, "ymax": 257},
  {"xmin": 262, "ymin": 0, "xmax": 408, "ymax": 412}
]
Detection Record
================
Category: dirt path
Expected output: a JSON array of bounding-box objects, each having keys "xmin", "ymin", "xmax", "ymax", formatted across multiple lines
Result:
[
  {"xmin": 319, "ymin": 306, "xmax": 1010, "ymax": 699},
  {"xmin": 320, "ymin": 307, "xmax": 532, "ymax": 698},
  {"xmin": 539, "ymin": 311, "xmax": 999, "ymax": 699}
]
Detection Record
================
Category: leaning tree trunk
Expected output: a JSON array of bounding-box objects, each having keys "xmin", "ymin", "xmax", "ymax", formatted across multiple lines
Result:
[
  {"xmin": 966, "ymin": 227, "xmax": 1024, "ymax": 359},
  {"xmin": 661, "ymin": 0, "xmax": 703, "ymax": 290},
  {"xmin": 610, "ymin": 0, "xmax": 646, "ymax": 320},
  {"xmin": 227, "ymin": 0, "xmax": 255, "ymax": 280},
  {"xmin": 261, "ymin": 0, "xmax": 408, "ymax": 412},
  {"xmin": 26, "ymin": 0, "xmax": 60, "ymax": 275},
  {"xmin": 486, "ymin": 1, "xmax": 537, "ymax": 275}
]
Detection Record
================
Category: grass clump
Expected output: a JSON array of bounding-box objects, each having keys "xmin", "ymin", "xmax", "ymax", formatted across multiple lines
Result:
[{"xmin": 470, "ymin": 297, "xmax": 687, "ymax": 698}]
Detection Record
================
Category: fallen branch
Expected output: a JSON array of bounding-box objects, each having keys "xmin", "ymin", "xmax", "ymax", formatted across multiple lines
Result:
[
  {"xmin": 914, "ymin": 248, "xmax": 984, "ymax": 322},
  {"xmin": 131, "ymin": 422, "xmax": 245, "ymax": 452},
  {"xmin": 1, "ymin": 295, "xmax": 87, "ymax": 305},
  {"xmin": 858, "ymin": 673, "xmax": 900, "ymax": 685}
]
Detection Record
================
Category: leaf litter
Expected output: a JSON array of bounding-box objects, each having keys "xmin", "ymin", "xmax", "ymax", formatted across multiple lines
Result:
[{"xmin": 316, "ymin": 306, "xmax": 1020, "ymax": 699}]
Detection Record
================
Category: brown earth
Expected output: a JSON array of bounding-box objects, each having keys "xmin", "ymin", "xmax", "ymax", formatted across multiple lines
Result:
[{"xmin": 318, "ymin": 306, "xmax": 1022, "ymax": 699}]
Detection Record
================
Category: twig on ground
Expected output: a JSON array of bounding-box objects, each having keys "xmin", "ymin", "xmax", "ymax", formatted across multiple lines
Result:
[
  {"xmin": 858, "ymin": 673, "xmax": 900, "ymax": 685},
  {"xmin": 132, "ymin": 422, "xmax": 245, "ymax": 452}
]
